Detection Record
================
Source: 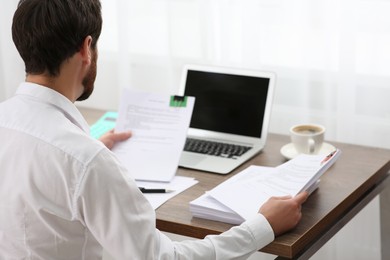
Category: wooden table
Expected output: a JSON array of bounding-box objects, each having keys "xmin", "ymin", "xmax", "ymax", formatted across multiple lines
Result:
[{"xmin": 80, "ymin": 107, "xmax": 390, "ymax": 259}]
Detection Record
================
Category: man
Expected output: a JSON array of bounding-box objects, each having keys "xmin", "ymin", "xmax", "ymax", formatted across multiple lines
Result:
[{"xmin": 0, "ymin": 0, "xmax": 308, "ymax": 259}]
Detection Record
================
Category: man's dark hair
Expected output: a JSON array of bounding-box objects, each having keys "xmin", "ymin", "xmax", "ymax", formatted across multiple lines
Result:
[{"xmin": 12, "ymin": 0, "xmax": 102, "ymax": 77}]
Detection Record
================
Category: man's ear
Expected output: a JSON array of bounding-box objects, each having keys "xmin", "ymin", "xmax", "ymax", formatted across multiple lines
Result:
[{"xmin": 80, "ymin": 36, "xmax": 93, "ymax": 65}]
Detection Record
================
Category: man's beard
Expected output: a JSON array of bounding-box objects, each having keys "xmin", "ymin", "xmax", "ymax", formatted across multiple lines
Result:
[{"xmin": 77, "ymin": 50, "xmax": 97, "ymax": 101}]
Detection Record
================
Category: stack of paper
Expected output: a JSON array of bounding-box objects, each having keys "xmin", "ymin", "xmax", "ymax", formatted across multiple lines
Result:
[{"xmin": 190, "ymin": 150, "xmax": 341, "ymax": 224}]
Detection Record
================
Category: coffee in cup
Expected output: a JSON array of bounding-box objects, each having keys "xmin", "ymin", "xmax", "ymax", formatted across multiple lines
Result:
[{"xmin": 290, "ymin": 124, "xmax": 325, "ymax": 154}]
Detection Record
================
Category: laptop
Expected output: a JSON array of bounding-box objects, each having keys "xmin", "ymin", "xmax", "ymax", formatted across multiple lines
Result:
[{"xmin": 178, "ymin": 65, "xmax": 276, "ymax": 174}]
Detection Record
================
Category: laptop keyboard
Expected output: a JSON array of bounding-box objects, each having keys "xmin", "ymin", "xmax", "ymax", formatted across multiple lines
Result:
[{"xmin": 184, "ymin": 138, "xmax": 252, "ymax": 159}]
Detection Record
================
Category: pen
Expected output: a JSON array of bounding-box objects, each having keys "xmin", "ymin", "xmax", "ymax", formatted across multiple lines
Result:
[
  {"xmin": 138, "ymin": 187, "xmax": 175, "ymax": 193},
  {"xmin": 321, "ymin": 150, "xmax": 337, "ymax": 165}
]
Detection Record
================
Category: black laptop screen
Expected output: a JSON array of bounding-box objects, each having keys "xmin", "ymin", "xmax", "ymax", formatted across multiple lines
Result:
[{"xmin": 183, "ymin": 70, "xmax": 270, "ymax": 138}]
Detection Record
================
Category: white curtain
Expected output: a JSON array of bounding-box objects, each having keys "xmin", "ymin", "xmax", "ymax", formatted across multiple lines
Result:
[
  {"xmin": 2, "ymin": 0, "xmax": 390, "ymax": 149},
  {"xmin": 0, "ymin": 1, "xmax": 387, "ymax": 258},
  {"xmin": 94, "ymin": 0, "xmax": 390, "ymax": 150},
  {"xmin": 91, "ymin": 0, "xmax": 390, "ymax": 151}
]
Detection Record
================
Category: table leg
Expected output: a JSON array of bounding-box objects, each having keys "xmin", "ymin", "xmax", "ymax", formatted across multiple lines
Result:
[
  {"xmin": 274, "ymin": 173, "xmax": 389, "ymax": 260},
  {"xmin": 380, "ymin": 173, "xmax": 390, "ymax": 260}
]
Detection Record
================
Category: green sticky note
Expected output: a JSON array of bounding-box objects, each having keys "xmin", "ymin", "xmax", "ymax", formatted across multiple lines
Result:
[
  {"xmin": 170, "ymin": 95, "xmax": 187, "ymax": 107},
  {"xmin": 90, "ymin": 111, "xmax": 118, "ymax": 139}
]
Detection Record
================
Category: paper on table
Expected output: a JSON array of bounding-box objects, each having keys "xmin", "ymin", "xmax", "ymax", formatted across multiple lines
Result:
[
  {"xmin": 112, "ymin": 89, "xmax": 194, "ymax": 182},
  {"xmin": 190, "ymin": 166, "xmax": 274, "ymax": 224},
  {"xmin": 190, "ymin": 193, "xmax": 245, "ymax": 224},
  {"xmin": 136, "ymin": 176, "xmax": 198, "ymax": 210},
  {"xmin": 190, "ymin": 178, "xmax": 320, "ymax": 225},
  {"xmin": 208, "ymin": 150, "xmax": 340, "ymax": 221}
]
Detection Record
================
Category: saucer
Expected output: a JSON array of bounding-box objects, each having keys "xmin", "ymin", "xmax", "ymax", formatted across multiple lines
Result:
[{"xmin": 280, "ymin": 142, "xmax": 336, "ymax": 160}]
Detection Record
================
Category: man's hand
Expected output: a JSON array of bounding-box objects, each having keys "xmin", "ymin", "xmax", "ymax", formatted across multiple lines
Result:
[
  {"xmin": 98, "ymin": 130, "xmax": 132, "ymax": 150},
  {"xmin": 259, "ymin": 191, "xmax": 309, "ymax": 237}
]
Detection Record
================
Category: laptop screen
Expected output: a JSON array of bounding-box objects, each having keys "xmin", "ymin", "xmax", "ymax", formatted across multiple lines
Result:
[{"xmin": 183, "ymin": 69, "xmax": 270, "ymax": 138}]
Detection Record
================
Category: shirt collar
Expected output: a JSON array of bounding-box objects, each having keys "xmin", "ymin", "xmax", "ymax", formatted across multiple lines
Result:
[{"xmin": 16, "ymin": 82, "xmax": 90, "ymax": 134}]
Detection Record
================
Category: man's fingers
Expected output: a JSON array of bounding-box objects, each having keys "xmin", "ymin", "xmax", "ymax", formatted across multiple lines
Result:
[
  {"xmin": 101, "ymin": 129, "xmax": 131, "ymax": 138},
  {"xmin": 109, "ymin": 131, "xmax": 132, "ymax": 141},
  {"xmin": 98, "ymin": 130, "xmax": 132, "ymax": 150},
  {"xmin": 271, "ymin": 195, "xmax": 292, "ymax": 200},
  {"xmin": 294, "ymin": 191, "xmax": 309, "ymax": 204},
  {"xmin": 271, "ymin": 191, "xmax": 308, "ymax": 203}
]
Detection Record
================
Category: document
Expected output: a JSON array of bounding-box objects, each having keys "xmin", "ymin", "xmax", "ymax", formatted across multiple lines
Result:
[
  {"xmin": 112, "ymin": 89, "xmax": 195, "ymax": 182},
  {"xmin": 190, "ymin": 149, "xmax": 340, "ymax": 224}
]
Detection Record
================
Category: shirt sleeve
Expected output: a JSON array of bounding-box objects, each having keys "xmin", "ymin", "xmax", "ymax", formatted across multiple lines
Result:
[
  {"xmin": 167, "ymin": 214, "xmax": 274, "ymax": 260},
  {"xmin": 75, "ymin": 148, "xmax": 274, "ymax": 260}
]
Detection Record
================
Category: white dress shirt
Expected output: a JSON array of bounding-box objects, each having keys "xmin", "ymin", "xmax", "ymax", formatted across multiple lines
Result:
[{"xmin": 0, "ymin": 82, "xmax": 274, "ymax": 260}]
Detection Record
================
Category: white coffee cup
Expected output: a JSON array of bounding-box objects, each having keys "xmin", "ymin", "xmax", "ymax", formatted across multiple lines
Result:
[{"xmin": 290, "ymin": 124, "xmax": 325, "ymax": 154}]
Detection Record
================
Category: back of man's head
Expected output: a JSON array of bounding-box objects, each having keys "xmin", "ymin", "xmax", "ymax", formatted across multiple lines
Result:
[{"xmin": 12, "ymin": 0, "xmax": 102, "ymax": 77}]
